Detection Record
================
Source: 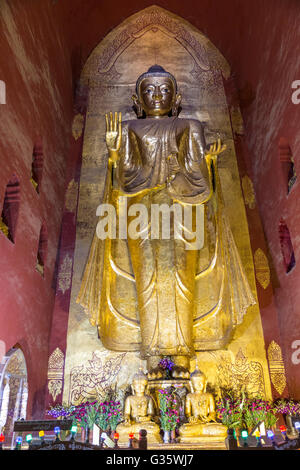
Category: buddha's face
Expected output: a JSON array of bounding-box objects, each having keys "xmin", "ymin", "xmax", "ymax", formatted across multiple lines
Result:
[
  {"xmin": 191, "ymin": 375, "xmax": 206, "ymax": 393},
  {"xmin": 137, "ymin": 76, "xmax": 179, "ymax": 118},
  {"xmin": 133, "ymin": 378, "xmax": 147, "ymax": 394}
]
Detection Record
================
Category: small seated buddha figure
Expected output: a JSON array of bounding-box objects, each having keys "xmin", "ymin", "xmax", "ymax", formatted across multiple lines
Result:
[
  {"xmin": 116, "ymin": 371, "xmax": 162, "ymax": 444},
  {"xmin": 179, "ymin": 370, "xmax": 227, "ymax": 442}
]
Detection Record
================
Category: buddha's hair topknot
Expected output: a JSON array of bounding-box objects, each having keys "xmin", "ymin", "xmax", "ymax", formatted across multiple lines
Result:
[{"xmin": 136, "ymin": 65, "xmax": 177, "ymax": 95}]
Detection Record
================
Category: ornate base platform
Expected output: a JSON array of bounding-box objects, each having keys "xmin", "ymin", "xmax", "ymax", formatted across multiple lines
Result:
[
  {"xmin": 118, "ymin": 440, "xmax": 226, "ymax": 450},
  {"xmin": 179, "ymin": 436, "xmax": 226, "ymax": 446},
  {"xmin": 148, "ymin": 441, "xmax": 226, "ymax": 450}
]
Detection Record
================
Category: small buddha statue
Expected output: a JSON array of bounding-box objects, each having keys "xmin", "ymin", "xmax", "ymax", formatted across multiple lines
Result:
[
  {"xmin": 179, "ymin": 370, "xmax": 227, "ymax": 442},
  {"xmin": 116, "ymin": 371, "xmax": 162, "ymax": 444}
]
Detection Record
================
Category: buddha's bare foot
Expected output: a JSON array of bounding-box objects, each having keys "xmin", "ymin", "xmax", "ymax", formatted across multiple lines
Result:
[{"xmin": 172, "ymin": 366, "xmax": 190, "ymax": 379}]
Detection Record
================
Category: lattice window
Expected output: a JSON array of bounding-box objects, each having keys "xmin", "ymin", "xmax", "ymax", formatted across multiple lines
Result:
[
  {"xmin": 36, "ymin": 223, "xmax": 47, "ymax": 276},
  {"xmin": 279, "ymin": 137, "xmax": 297, "ymax": 194},
  {"xmin": 0, "ymin": 176, "xmax": 20, "ymax": 243},
  {"xmin": 279, "ymin": 219, "xmax": 296, "ymax": 273},
  {"xmin": 30, "ymin": 140, "xmax": 43, "ymax": 193}
]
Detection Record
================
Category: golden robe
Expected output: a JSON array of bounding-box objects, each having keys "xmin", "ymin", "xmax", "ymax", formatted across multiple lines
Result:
[{"xmin": 77, "ymin": 117, "xmax": 255, "ymax": 359}]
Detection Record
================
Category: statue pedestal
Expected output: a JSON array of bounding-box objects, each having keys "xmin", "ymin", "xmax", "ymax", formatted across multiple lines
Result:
[
  {"xmin": 148, "ymin": 379, "xmax": 191, "ymax": 388},
  {"xmin": 147, "ymin": 379, "xmax": 191, "ymax": 423}
]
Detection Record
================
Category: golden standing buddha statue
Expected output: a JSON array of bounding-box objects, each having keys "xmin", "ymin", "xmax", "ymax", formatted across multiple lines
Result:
[
  {"xmin": 116, "ymin": 371, "xmax": 161, "ymax": 444},
  {"xmin": 77, "ymin": 65, "xmax": 255, "ymax": 378},
  {"xmin": 179, "ymin": 370, "xmax": 227, "ymax": 442}
]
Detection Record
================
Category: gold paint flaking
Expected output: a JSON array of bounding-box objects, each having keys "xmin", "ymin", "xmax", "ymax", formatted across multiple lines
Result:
[
  {"xmin": 72, "ymin": 114, "xmax": 84, "ymax": 140},
  {"xmin": 58, "ymin": 254, "xmax": 73, "ymax": 294},
  {"xmin": 65, "ymin": 179, "xmax": 78, "ymax": 213},
  {"xmin": 254, "ymin": 248, "xmax": 270, "ymax": 289},
  {"xmin": 0, "ymin": 217, "xmax": 9, "ymax": 237},
  {"xmin": 267, "ymin": 341, "xmax": 286, "ymax": 395},
  {"xmin": 230, "ymin": 106, "xmax": 244, "ymax": 136}
]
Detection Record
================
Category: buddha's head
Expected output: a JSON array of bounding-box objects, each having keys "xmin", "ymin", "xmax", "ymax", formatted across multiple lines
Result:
[
  {"xmin": 132, "ymin": 370, "xmax": 148, "ymax": 395},
  {"xmin": 190, "ymin": 370, "xmax": 207, "ymax": 393},
  {"xmin": 133, "ymin": 65, "xmax": 181, "ymax": 118}
]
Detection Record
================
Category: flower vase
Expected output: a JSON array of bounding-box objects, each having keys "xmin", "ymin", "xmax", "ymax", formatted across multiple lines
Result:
[
  {"xmin": 81, "ymin": 427, "xmax": 85, "ymax": 442},
  {"xmin": 163, "ymin": 430, "xmax": 170, "ymax": 443},
  {"xmin": 85, "ymin": 426, "xmax": 90, "ymax": 443},
  {"xmin": 171, "ymin": 429, "xmax": 176, "ymax": 443},
  {"xmin": 60, "ymin": 430, "xmax": 69, "ymax": 441}
]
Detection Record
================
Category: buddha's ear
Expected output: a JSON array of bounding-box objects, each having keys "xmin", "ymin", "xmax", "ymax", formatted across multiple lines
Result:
[
  {"xmin": 172, "ymin": 93, "xmax": 182, "ymax": 116},
  {"xmin": 132, "ymin": 94, "xmax": 139, "ymax": 105},
  {"xmin": 132, "ymin": 94, "xmax": 143, "ymax": 118}
]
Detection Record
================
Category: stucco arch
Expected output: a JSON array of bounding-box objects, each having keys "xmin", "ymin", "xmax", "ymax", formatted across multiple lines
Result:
[{"xmin": 80, "ymin": 5, "xmax": 230, "ymax": 82}]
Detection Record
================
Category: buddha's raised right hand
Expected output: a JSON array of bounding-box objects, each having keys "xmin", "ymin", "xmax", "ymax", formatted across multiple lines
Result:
[
  {"xmin": 105, "ymin": 111, "xmax": 122, "ymax": 166},
  {"xmin": 206, "ymin": 138, "xmax": 226, "ymax": 159}
]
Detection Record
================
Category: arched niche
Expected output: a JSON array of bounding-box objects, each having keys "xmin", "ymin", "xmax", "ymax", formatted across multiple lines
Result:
[
  {"xmin": 30, "ymin": 138, "xmax": 44, "ymax": 194},
  {"xmin": 278, "ymin": 137, "xmax": 297, "ymax": 195},
  {"xmin": 36, "ymin": 222, "xmax": 48, "ymax": 276},
  {"xmin": 0, "ymin": 347, "xmax": 28, "ymax": 443},
  {"xmin": 62, "ymin": 5, "xmax": 272, "ymax": 404},
  {"xmin": 279, "ymin": 219, "xmax": 296, "ymax": 274}
]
